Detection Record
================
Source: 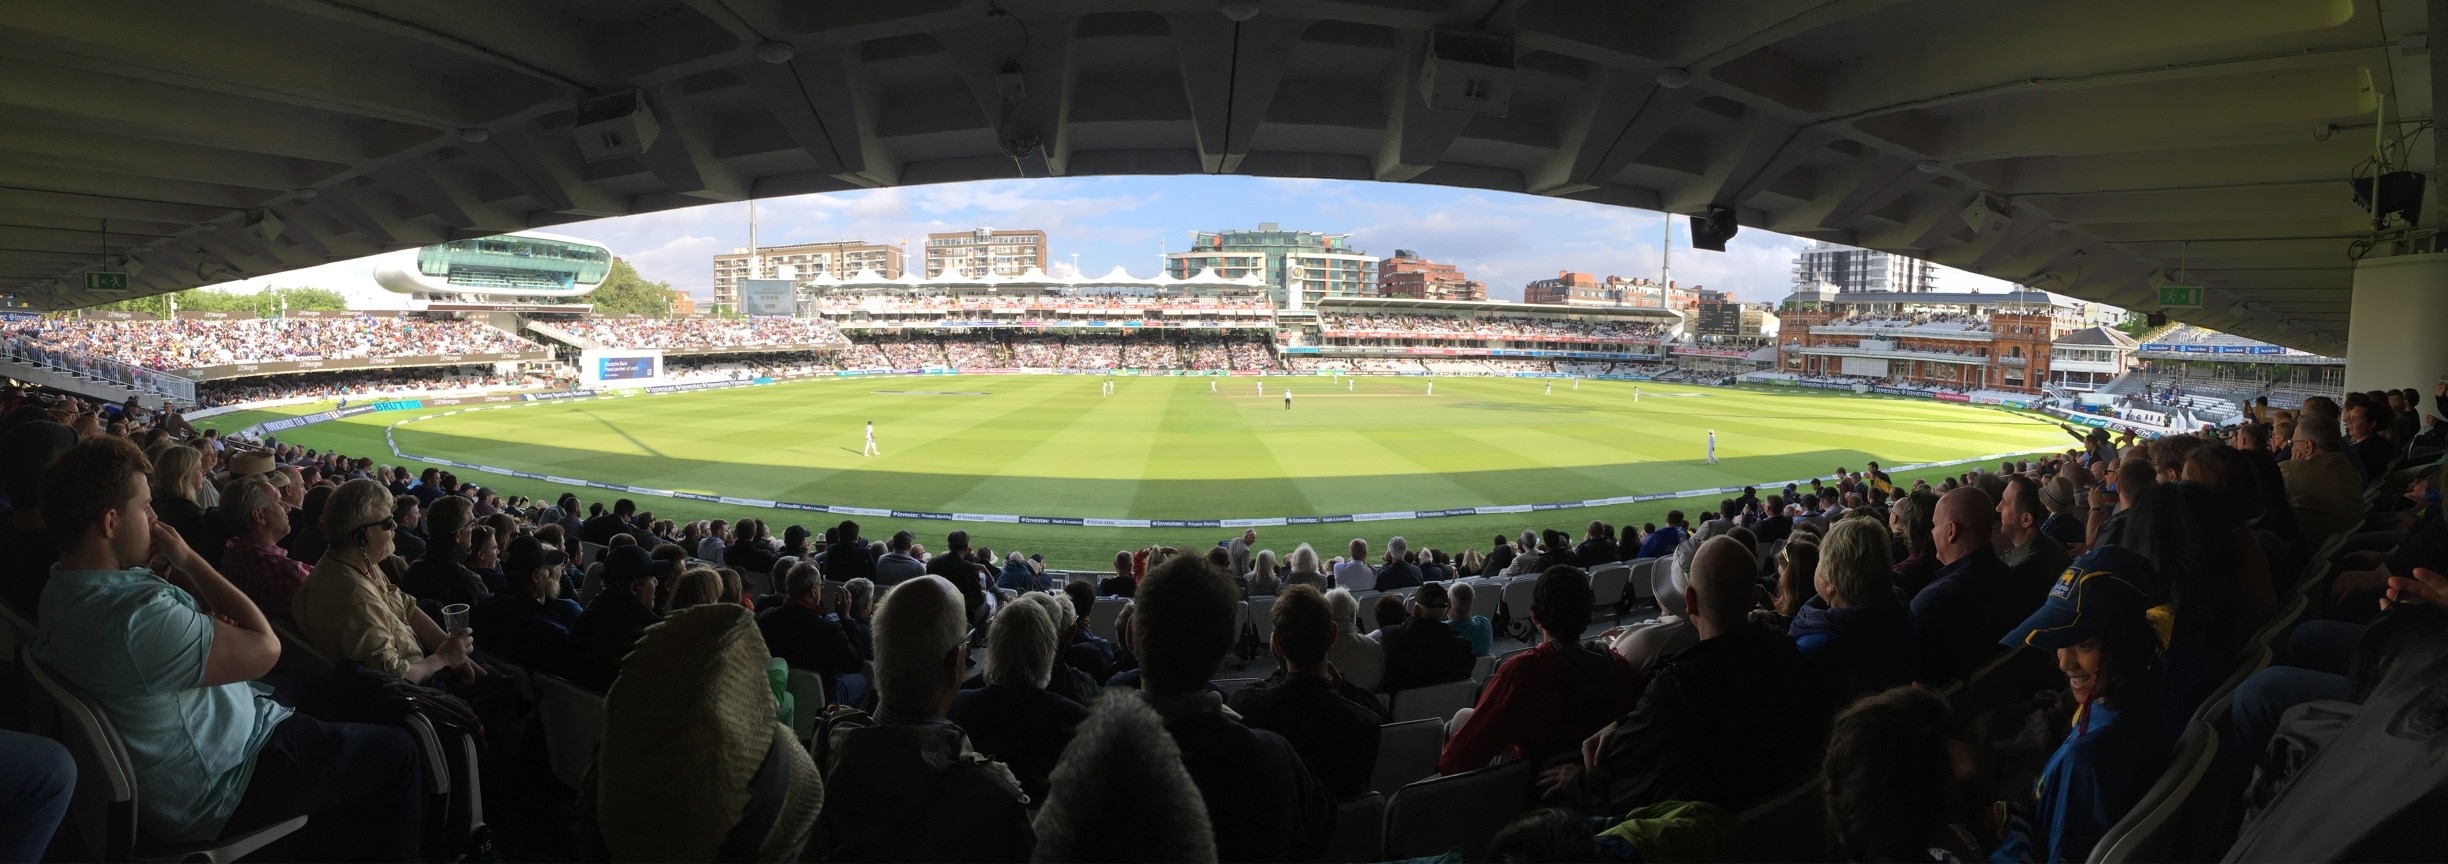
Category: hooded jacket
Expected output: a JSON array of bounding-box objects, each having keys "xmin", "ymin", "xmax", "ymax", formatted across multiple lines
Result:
[{"xmin": 1788, "ymin": 591, "xmax": 1920, "ymax": 697}]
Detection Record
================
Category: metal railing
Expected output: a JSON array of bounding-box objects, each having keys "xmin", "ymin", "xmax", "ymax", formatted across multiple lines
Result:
[{"xmin": 2, "ymin": 338, "xmax": 198, "ymax": 404}]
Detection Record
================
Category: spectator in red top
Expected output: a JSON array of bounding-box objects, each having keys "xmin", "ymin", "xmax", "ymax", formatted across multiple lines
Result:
[
  {"xmin": 216, "ymin": 475, "xmax": 309, "ymax": 625},
  {"xmin": 1439, "ymin": 565, "xmax": 1640, "ymax": 774}
]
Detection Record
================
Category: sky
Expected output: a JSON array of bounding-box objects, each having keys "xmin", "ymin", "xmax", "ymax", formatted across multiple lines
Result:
[{"xmin": 203, "ymin": 175, "xmax": 2020, "ymax": 307}]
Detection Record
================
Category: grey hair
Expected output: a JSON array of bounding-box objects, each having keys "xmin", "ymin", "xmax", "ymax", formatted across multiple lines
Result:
[
  {"xmin": 871, "ymin": 576, "xmax": 968, "ymax": 713},
  {"xmin": 1287, "ymin": 543, "xmax": 1320, "ymax": 575},
  {"xmin": 1325, "ymin": 587, "xmax": 1360, "ymax": 636},
  {"xmin": 218, "ymin": 475, "xmax": 282, "ymax": 534},
  {"xmin": 984, "ymin": 597, "xmax": 1057, "ymax": 689},
  {"xmin": 1450, "ymin": 580, "xmax": 1476, "ymax": 616},
  {"xmin": 785, "ymin": 560, "xmax": 822, "ymax": 598},
  {"xmin": 1387, "ymin": 535, "xmax": 1408, "ymax": 557},
  {"xmin": 844, "ymin": 577, "xmax": 875, "ymax": 617},
  {"xmin": 2296, "ymin": 417, "xmax": 2344, "ymax": 452}
]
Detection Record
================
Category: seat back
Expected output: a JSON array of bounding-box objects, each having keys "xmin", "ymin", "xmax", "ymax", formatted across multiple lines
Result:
[
  {"xmin": 1587, "ymin": 563, "xmax": 1629, "ymax": 609},
  {"xmin": 1248, "ymin": 594, "xmax": 1277, "ymax": 647},
  {"xmin": 2088, "ymin": 724, "xmax": 2220, "ymax": 863},
  {"xmin": 533, "ymin": 672, "xmax": 608, "ymax": 790},
  {"xmin": 1500, "ymin": 579, "xmax": 1539, "ymax": 640},
  {"xmin": 785, "ymin": 669, "xmax": 827, "ymax": 743},
  {"xmin": 25, "ymin": 659, "xmax": 139, "ymax": 861},
  {"xmin": 1369, "ymin": 718, "xmax": 1446, "ymax": 796},
  {"xmin": 1211, "ymin": 677, "xmax": 1266, "ymax": 694},
  {"xmin": 271, "ymin": 619, "xmax": 335, "ymax": 680},
  {"xmin": 579, "ymin": 541, "xmax": 607, "ymax": 568},
  {"xmin": 1733, "ymin": 774, "xmax": 1825, "ymax": 862},
  {"xmin": 1624, "ymin": 559, "xmax": 1655, "ymax": 604},
  {"xmin": 1088, "ymin": 597, "xmax": 1128, "ymax": 643},
  {"xmin": 2186, "ymin": 642, "xmax": 2271, "ymax": 731},
  {"xmin": 2253, "ymin": 595, "xmax": 2308, "ymax": 651},
  {"xmin": 1382, "ymin": 760, "xmax": 1535, "ymax": 860},
  {"xmin": 1469, "ymin": 654, "xmax": 1498, "ymax": 685},
  {"xmin": 1325, "ymin": 793, "xmax": 1385, "ymax": 863},
  {"xmin": 1388, "ymin": 679, "xmax": 1478, "ymax": 724}
]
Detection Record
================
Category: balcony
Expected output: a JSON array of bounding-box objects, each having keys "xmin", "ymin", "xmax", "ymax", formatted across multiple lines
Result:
[{"xmin": 1795, "ymin": 343, "xmax": 1993, "ymax": 365}]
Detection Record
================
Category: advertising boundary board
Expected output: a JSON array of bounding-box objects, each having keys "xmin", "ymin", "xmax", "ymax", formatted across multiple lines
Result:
[{"xmin": 226, "ymin": 372, "xmax": 2075, "ymax": 528}]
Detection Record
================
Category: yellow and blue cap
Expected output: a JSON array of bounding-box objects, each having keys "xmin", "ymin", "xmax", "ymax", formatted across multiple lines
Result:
[{"xmin": 2002, "ymin": 545, "xmax": 2155, "ymax": 650}]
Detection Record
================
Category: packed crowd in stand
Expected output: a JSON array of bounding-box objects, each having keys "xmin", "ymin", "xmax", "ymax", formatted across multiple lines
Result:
[
  {"xmin": 1320, "ymin": 313, "xmax": 1669, "ymax": 342},
  {"xmin": 550, "ymin": 317, "xmax": 847, "ymax": 350},
  {"xmin": 1821, "ymin": 312, "xmax": 1998, "ymax": 333},
  {"xmin": 195, "ymin": 366, "xmax": 569, "ymax": 407},
  {"xmin": 12, "ymin": 316, "xmax": 537, "ymax": 371},
  {"xmin": 825, "ymin": 332, "xmax": 1277, "ymax": 372},
  {"xmin": 4, "ymin": 364, "xmax": 2440, "ymax": 861},
  {"xmin": 809, "ymin": 293, "xmax": 1275, "ymax": 312}
]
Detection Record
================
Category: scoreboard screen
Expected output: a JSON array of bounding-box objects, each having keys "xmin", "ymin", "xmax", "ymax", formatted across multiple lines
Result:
[
  {"xmin": 598, "ymin": 355, "xmax": 659, "ymax": 381},
  {"xmin": 1696, "ymin": 302, "xmax": 1741, "ymax": 336}
]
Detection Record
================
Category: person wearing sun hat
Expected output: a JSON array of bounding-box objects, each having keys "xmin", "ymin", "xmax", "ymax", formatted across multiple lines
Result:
[
  {"xmin": 1990, "ymin": 546, "xmax": 2172, "ymax": 864},
  {"xmin": 585, "ymin": 603, "xmax": 823, "ymax": 862},
  {"xmin": 221, "ymin": 449, "xmax": 291, "ymax": 491}
]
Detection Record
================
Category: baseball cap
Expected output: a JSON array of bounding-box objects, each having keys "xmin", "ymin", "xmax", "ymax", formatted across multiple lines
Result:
[
  {"xmin": 2002, "ymin": 546, "xmax": 2157, "ymax": 650},
  {"xmin": 503, "ymin": 534, "xmax": 567, "ymax": 577},
  {"xmin": 601, "ymin": 545, "xmax": 656, "ymax": 588},
  {"xmin": 783, "ymin": 524, "xmax": 809, "ymax": 545}
]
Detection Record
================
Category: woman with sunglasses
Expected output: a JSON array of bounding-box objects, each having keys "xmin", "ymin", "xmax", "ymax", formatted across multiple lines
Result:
[{"xmin": 292, "ymin": 478, "xmax": 483, "ymax": 686}]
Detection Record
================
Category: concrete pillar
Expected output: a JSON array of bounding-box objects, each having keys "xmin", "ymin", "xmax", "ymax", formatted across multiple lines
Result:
[{"xmin": 2345, "ymin": 251, "xmax": 2448, "ymax": 394}]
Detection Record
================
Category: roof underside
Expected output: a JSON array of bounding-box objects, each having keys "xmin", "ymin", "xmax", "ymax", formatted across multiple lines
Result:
[{"xmin": 0, "ymin": 0, "xmax": 2428, "ymax": 357}]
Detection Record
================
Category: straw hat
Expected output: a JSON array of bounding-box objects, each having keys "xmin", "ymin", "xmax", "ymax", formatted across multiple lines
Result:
[
  {"xmin": 225, "ymin": 450, "xmax": 290, "ymax": 487},
  {"xmin": 596, "ymin": 604, "xmax": 822, "ymax": 861}
]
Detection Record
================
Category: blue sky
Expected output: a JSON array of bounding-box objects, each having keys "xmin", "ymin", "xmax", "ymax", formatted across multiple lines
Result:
[{"xmin": 212, "ymin": 175, "xmax": 2015, "ymax": 306}]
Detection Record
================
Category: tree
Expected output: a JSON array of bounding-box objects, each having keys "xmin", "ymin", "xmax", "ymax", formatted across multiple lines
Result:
[
  {"xmin": 92, "ymin": 285, "xmax": 349, "ymax": 317},
  {"xmin": 587, "ymin": 258, "xmax": 679, "ymax": 317}
]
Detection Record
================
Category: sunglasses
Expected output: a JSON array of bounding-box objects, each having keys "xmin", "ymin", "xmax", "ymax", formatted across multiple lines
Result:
[{"xmin": 353, "ymin": 517, "xmax": 399, "ymax": 534}]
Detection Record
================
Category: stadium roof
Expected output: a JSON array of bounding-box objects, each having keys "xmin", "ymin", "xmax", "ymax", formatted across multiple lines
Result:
[
  {"xmin": 1793, "ymin": 289, "xmax": 2066, "ymax": 308},
  {"xmin": 1315, "ymin": 295, "xmax": 1681, "ymax": 318},
  {"xmin": 2053, "ymin": 325, "xmax": 2142, "ymax": 349},
  {"xmin": 0, "ymin": 1, "xmax": 2422, "ymax": 357}
]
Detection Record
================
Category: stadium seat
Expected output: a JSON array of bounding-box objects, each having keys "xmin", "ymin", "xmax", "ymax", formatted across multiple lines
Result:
[
  {"xmin": 1587, "ymin": 563, "xmax": 1629, "ymax": 621},
  {"xmin": 1382, "ymin": 760, "xmax": 1535, "ymax": 860},
  {"xmin": 1499, "ymin": 579, "xmax": 1539, "ymax": 642},
  {"xmin": 1388, "ymin": 679, "xmax": 1478, "ymax": 725},
  {"xmin": 1732, "ymin": 774, "xmax": 1825, "ymax": 862},
  {"xmin": 270, "ymin": 620, "xmax": 334, "ymax": 679},
  {"xmin": 1325, "ymin": 793, "xmax": 1385, "ymax": 863},
  {"xmin": 1212, "ymin": 677, "xmax": 1266, "ymax": 693},
  {"xmin": 1087, "ymin": 597, "xmax": 1128, "ymax": 643},
  {"xmin": 1248, "ymin": 595, "xmax": 1277, "ymax": 647},
  {"xmin": 0, "ymin": 597, "xmax": 30, "ymax": 667},
  {"xmin": 578, "ymin": 542, "xmax": 606, "ymax": 568},
  {"xmin": 2086, "ymin": 724, "xmax": 2220, "ymax": 863},
  {"xmin": 2186, "ymin": 642, "xmax": 2271, "ymax": 731},
  {"xmin": 785, "ymin": 669, "xmax": 827, "ymax": 744},
  {"xmin": 533, "ymin": 673, "xmax": 607, "ymax": 790},
  {"xmin": 1626, "ymin": 559, "xmax": 1656, "ymax": 604},
  {"xmin": 1469, "ymin": 654, "xmax": 1498, "ymax": 685},
  {"xmin": 1369, "ymin": 718, "xmax": 1446, "ymax": 796},
  {"xmin": 2253, "ymin": 594, "xmax": 2308, "ymax": 652},
  {"xmin": 27, "ymin": 657, "xmax": 309, "ymax": 863}
]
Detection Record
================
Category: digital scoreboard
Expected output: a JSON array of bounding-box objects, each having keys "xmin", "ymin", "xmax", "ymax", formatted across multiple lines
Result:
[{"xmin": 598, "ymin": 354, "xmax": 659, "ymax": 381}]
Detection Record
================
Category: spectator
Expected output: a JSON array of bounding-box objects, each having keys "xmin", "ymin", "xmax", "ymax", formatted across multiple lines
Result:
[
  {"xmin": 1031, "ymin": 692, "xmax": 1217, "ymax": 862},
  {"xmin": 469, "ymin": 534, "xmax": 578, "ymax": 675},
  {"xmin": 147, "ymin": 444, "xmax": 211, "ymax": 550},
  {"xmin": 2122, "ymin": 483, "xmax": 2240, "ymax": 732},
  {"xmin": 400, "ymin": 494, "xmax": 487, "ymax": 609},
  {"xmin": 568, "ymin": 546, "xmax": 663, "ymax": 692},
  {"xmin": 873, "ymin": 530, "xmax": 924, "ymax": 586},
  {"xmin": 838, "ymin": 577, "xmax": 877, "ymax": 661},
  {"xmin": 697, "ymin": 519, "xmax": 731, "ymax": 563},
  {"xmin": 1376, "ymin": 536, "xmax": 1424, "ymax": 590},
  {"xmin": 667, "ymin": 566, "xmax": 726, "ymax": 608},
  {"xmin": 1993, "ymin": 550, "xmax": 2170, "ymax": 864},
  {"xmin": 1442, "ymin": 566, "xmax": 1642, "ymax": 774},
  {"xmin": 215, "ymin": 475, "xmax": 309, "ymax": 626},
  {"xmin": 779, "ymin": 523, "xmax": 814, "ymax": 560},
  {"xmin": 1791, "ymin": 519, "xmax": 1919, "ymax": 697},
  {"xmin": 2179, "ymin": 447, "xmax": 2279, "ymax": 633},
  {"xmin": 1484, "ymin": 533, "xmax": 1517, "ymax": 576},
  {"xmin": 724, "ymin": 516, "xmax": 778, "ymax": 574},
  {"xmin": 1997, "ymin": 477, "xmax": 2075, "ymax": 607},
  {"xmin": 821, "ymin": 520, "xmax": 873, "ymax": 583},
  {"xmin": 758, "ymin": 561, "xmax": 870, "ymax": 709},
  {"xmin": 1323, "ymin": 587, "xmax": 1385, "ymax": 693},
  {"xmin": 925, "ymin": 529, "xmax": 989, "ymax": 620},
  {"xmin": 1248, "ymin": 548, "xmax": 1281, "ymax": 595},
  {"xmin": 2037, "ymin": 474, "xmax": 2087, "ymax": 548},
  {"xmin": 0, "ymin": 730, "xmax": 73, "ymax": 863},
  {"xmin": 1226, "ymin": 528, "xmax": 1257, "ymax": 579},
  {"xmin": 31, "ymin": 436, "xmax": 423, "ymax": 859},
  {"xmin": 1335, "ymin": 537, "xmax": 1377, "ymax": 590},
  {"xmin": 1889, "ymin": 491, "xmax": 1940, "ymax": 598},
  {"xmin": 1379, "ymin": 582, "xmax": 1476, "ymax": 693},
  {"xmin": 1913, "ymin": 488, "xmax": 2028, "ymax": 684},
  {"xmin": 2344, "ymin": 401, "xmax": 2394, "ymax": 480},
  {"xmin": 1282, "ymin": 543, "xmax": 1326, "ymax": 591},
  {"xmin": 294, "ymin": 479, "xmax": 482, "ymax": 687},
  {"xmin": 1231, "ymin": 584, "xmax": 1382, "ymax": 799},
  {"xmin": 946, "ymin": 598, "xmax": 1087, "ymax": 803},
  {"xmin": 389, "ymin": 495, "xmax": 426, "ymax": 564},
  {"xmin": 2281, "ymin": 418, "xmax": 2363, "ymax": 542},
  {"xmin": 1099, "ymin": 549, "xmax": 1137, "ymax": 597},
  {"xmin": 1638, "ymin": 511, "xmax": 1690, "ymax": 558},
  {"xmin": 1541, "ymin": 537, "xmax": 1830, "ymax": 814},
  {"xmin": 1577, "ymin": 519, "xmax": 1618, "ymax": 566},
  {"xmin": 0, "ymin": 420, "xmax": 75, "ymax": 617},
  {"xmin": 582, "ymin": 498, "xmax": 638, "ymax": 546},
  {"xmin": 1366, "ymin": 593, "xmax": 1407, "ymax": 640},
  {"xmin": 1447, "ymin": 579, "xmax": 1495, "ymax": 656},
  {"xmin": 815, "ymin": 576, "xmax": 1033, "ymax": 861},
  {"xmin": 1131, "ymin": 554, "xmax": 1332, "ymax": 863},
  {"xmin": 1020, "ymin": 592, "xmax": 1102, "ymax": 706},
  {"xmin": 1822, "ymin": 687, "xmax": 1980, "ymax": 862},
  {"xmin": 1061, "ymin": 579, "xmax": 1115, "ymax": 670}
]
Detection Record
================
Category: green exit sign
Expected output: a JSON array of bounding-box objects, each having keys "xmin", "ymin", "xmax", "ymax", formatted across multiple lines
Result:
[
  {"xmin": 2156, "ymin": 284, "xmax": 2204, "ymax": 309},
  {"xmin": 85, "ymin": 271, "xmax": 129, "ymax": 292}
]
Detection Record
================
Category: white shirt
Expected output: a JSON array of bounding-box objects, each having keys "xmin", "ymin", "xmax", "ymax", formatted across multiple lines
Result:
[
  {"xmin": 864, "ymin": 425, "xmax": 875, "ymax": 441},
  {"xmin": 1333, "ymin": 559, "xmax": 1376, "ymax": 591}
]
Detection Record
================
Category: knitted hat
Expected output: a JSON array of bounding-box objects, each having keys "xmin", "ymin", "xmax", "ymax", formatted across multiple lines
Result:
[{"xmin": 597, "ymin": 603, "xmax": 822, "ymax": 861}]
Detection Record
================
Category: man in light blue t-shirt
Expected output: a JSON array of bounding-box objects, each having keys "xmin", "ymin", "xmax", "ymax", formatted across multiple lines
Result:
[{"xmin": 32, "ymin": 436, "xmax": 423, "ymax": 858}]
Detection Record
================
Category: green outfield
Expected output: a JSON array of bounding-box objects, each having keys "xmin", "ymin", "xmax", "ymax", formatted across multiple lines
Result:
[{"xmin": 214, "ymin": 376, "xmax": 2073, "ymax": 567}]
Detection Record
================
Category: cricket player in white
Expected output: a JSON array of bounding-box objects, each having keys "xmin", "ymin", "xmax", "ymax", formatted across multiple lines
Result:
[
  {"xmin": 864, "ymin": 420, "xmax": 879, "ymax": 457},
  {"xmin": 1210, "ymin": 379, "xmax": 1217, "ymax": 393},
  {"xmin": 1634, "ymin": 385, "xmax": 1641, "ymax": 402},
  {"xmin": 1347, "ymin": 378, "xmax": 1353, "ymax": 392},
  {"xmin": 1257, "ymin": 380, "xmax": 1264, "ymax": 395},
  {"xmin": 1706, "ymin": 429, "xmax": 1717, "ymax": 464},
  {"xmin": 1545, "ymin": 381, "xmax": 1552, "ymax": 395},
  {"xmin": 1426, "ymin": 380, "xmax": 1433, "ymax": 395},
  {"xmin": 1283, "ymin": 389, "xmax": 1293, "ymax": 410}
]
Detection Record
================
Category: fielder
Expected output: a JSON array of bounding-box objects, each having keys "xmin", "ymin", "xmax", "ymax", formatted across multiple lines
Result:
[
  {"xmin": 1256, "ymin": 380, "xmax": 1264, "ymax": 395},
  {"xmin": 1210, "ymin": 379, "xmax": 1218, "ymax": 393},
  {"xmin": 1347, "ymin": 378, "xmax": 1354, "ymax": 392},
  {"xmin": 864, "ymin": 420, "xmax": 880, "ymax": 457},
  {"xmin": 1283, "ymin": 389, "xmax": 1293, "ymax": 411},
  {"xmin": 1426, "ymin": 380, "xmax": 1434, "ymax": 396},
  {"xmin": 1706, "ymin": 428, "xmax": 1717, "ymax": 464},
  {"xmin": 1545, "ymin": 381, "xmax": 1552, "ymax": 395}
]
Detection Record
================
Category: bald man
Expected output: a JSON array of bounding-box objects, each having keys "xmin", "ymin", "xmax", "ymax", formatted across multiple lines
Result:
[
  {"xmin": 1540, "ymin": 537, "xmax": 1829, "ymax": 815},
  {"xmin": 1909, "ymin": 487, "xmax": 2026, "ymax": 683}
]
